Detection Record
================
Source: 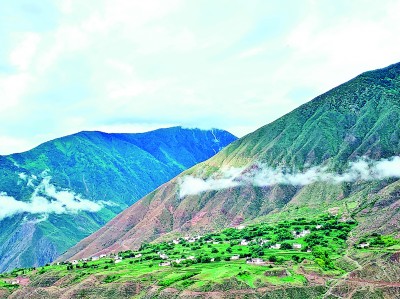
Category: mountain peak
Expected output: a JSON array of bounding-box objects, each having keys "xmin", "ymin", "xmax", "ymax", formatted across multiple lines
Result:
[
  {"xmin": 0, "ymin": 127, "xmax": 237, "ymax": 272},
  {"xmin": 60, "ymin": 62, "xmax": 400, "ymax": 262}
]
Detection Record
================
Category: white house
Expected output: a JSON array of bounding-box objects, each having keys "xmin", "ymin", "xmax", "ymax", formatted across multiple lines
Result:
[
  {"xmin": 91, "ymin": 256, "xmax": 99, "ymax": 261},
  {"xmin": 270, "ymin": 244, "xmax": 281, "ymax": 249},
  {"xmin": 358, "ymin": 242, "xmax": 370, "ymax": 248},
  {"xmin": 159, "ymin": 253, "xmax": 169, "ymax": 260},
  {"xmin": 187, "ymin": 256, "xmax": 196, "ymax": 260},
  {"xmin": 298, "ymin": 230, "xmax": 310, "ymax": 238},
  {"xmin": 293, "ymin": 243, "xmax": 302, "ymax": 249},
  {"xmin": 316, "ymin": 225, "xmax": 323, "ymax": 229},
  {"xmin": 174, "ymin": 259, "xmax": 183, "ymax": 264},
  {"xmin": 99, "ymin": 254, "xmax": 107, "ymax": 258},
  {"xmin": 173, "ymin": 239, "xmax": 180, "ymax": 244},
  {"xmin": 246, "ymin": 258, "xmax": 265, "ymax": 265},
  {"xmin": 240, "ymin": 239, "xmax": 249, "ymax": 246},
  {"xmin": 230, "ymin": 255, "xmax": 240, "ymax": 260},
  {"xmin": 115, "ymin": 259, "xmax": 122, "ymax": 264},
  {"xmin": 71, "ymin": 260, "xmax": 79, "ymax": 265},
  {"xmin": 134, "ymin": 253, "xmax": 142, "ymax": 258},
  {"xmin": 159, "ymin": 262, "xmax": 171, "ymax": 267}
]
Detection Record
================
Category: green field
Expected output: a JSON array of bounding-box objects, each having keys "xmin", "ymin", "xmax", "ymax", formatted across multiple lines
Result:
[{"xmin": 1, "ymin": 213, "xmax": 396, "ymax": 296}]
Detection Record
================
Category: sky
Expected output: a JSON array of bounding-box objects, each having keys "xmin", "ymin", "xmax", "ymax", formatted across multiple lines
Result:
[{"xmin": 1, "ymin": 0, "xmax": 400, "ymax": 155}]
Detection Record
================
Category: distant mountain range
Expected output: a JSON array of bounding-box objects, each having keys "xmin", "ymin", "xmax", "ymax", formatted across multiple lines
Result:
[
  {"xmin": 61, "ymin": 62, "xmax": 400, "ymax": 265},
  {"xmin": 0, "ymin": 127, "xmax": 237, "ymax": 272}
]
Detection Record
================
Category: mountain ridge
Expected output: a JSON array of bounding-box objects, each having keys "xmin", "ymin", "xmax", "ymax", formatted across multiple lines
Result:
[
  {"xmin": 60, "ymin": 62, "xmax": 400, "ymax": 262},
  {"xmin": 0, "ymin": 126, "xmax": 237, "ymax": 272}
]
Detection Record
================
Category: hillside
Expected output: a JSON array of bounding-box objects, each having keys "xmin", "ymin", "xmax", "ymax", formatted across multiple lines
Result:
[
  {"xmin": 61, "ymin": 62, "xmax": 400, "ymax": 266},
  {"xmin": 0, "ymin": 127, "xmax": 237, "ymax": 272},
  {"xmin": 1, "ymin": 212, "xmax": 399, "ymax": 298}
]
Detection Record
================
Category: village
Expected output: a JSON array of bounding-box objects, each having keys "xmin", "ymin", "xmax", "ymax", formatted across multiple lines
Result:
[
  {"xmin": 59, "ymin": 221, "xmax": 331, "ymax": 269},
  {"xmin": 2, "ymin": 214, "xmax": 395, "ymax": 292}
]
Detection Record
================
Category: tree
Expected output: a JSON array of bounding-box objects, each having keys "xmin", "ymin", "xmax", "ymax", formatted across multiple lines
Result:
[
  {"xmin": 291, "ymin": 255, "xmax": 300, "ymax": 263},
  {"xmin": 268, "ymin": 255, "xmax": 277, "ymax": 262},
  {"xmin": 281, "ymin": 242, "xmax": 292, "ymax": 250}
]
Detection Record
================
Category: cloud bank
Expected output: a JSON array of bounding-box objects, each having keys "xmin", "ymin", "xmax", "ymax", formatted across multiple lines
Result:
[
  {"xmin": 179, "ymin": 156, "xmax": 400, "ymax": 197},
  {"xmin": 0, "ymin": 176, "xmax": 103, "ymax": 221}
]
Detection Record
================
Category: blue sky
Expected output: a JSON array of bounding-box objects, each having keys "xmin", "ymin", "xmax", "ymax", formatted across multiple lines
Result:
[{"xmin": 1, "ymin": 0, "xmax": 400, "ymax": 154}]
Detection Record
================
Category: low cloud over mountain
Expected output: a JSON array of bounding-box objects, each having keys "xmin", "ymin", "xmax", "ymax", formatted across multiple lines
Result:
[
  {"xmin": 0, "ymin": 174, "xmax": 102, "ymax": 221},
  {"xmin": 179, "ymin": 156, "xmax": 400, "ymax": 197}
]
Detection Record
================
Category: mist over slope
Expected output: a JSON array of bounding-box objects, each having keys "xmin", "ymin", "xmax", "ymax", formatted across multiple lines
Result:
[
  {"xmin": 0, "ymin": 127, "xmax": 237, "ymax": 272},
  {"xmin": 61, "ymin": 62, "xmax": 400, "ymax": 261}
]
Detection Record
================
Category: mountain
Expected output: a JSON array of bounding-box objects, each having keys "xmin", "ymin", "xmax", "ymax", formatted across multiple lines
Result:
[
  {"xmin": 0, "ymin": 127, "xmax": 237, "ymax": 272},
  {"xmin": 61, "ymin": 62, "xmax": 400, "ymax": 265}
]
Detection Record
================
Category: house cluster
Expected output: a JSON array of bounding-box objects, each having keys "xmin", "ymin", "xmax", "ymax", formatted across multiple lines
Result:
[
  {"xmin": 62, "ymin": 253, "xmax": 121, "ymax": 266},
  {"xmin": 158, "ymin": 255, "xmax": 196, "ymax": 267},
  {"xmin": 292, "ymin": 229, "xmax": 311, "ymax": 238},
  {"xmin": 292, "ymin": 243, "xmax": 302, "ymax": 249},
  {"xmin": 206, "ymin": 240, "xmax": 220, "ymax": 244},
  {"xmin": 240, "ymin": 239, "xmax": 250, "ymax": 246},
  {"xmin": 8, "ymin": 276, "xmax": 30, "ymax": 286},
  {"xmin": 114, "ymin": 256, "xmax": 123, "ymax": 264},
  {"xmin": 169, "ymin": 235, "xmax": 204, "ymax": 245},
  {"xmin": 269, "ymin": 243, "xmax": 302, "ymax": 250},
  {"xmin": 246, "ymin": 258, "xmax": 267, "ymax": 265},
  {"xmin": 270, "ymin": 244, "xmax": 281, "ymax": 249},
  {"xmin": 158, "ymin": 252, "xmax": 169, "ymax": 260},
  {"xmin": 239, "ymin": 238, "xmax": 270, "ymax": 246},
  {"xmin": 239, "ymin": 238, "xmax": 302, "ymax": 250}
]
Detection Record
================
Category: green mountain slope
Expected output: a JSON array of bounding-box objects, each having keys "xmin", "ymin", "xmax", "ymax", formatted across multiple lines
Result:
[
  {"xmin": 0, "ymin": 127, "xmax": 237, "ymax": 272},
  {"xmin": 61, "ymin": 62, "xmax": 400, "ymax": 264}
]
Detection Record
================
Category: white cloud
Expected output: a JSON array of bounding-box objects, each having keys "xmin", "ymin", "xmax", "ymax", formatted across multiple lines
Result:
[
  {"xmin": 9, "ymin": 33, "xmax": 41, "ymax": 71},
  {"xmin": 238, "ymin": 46, "xmax": 266, "ymax": 59},
  {"xmin": 179, "ymin": 156, "xmax": 400, "ymax": 197},
  {"xmin": 0, "ymin": 73, "xmax": 32, "ymax": 113},
  {"xmin": 18, "ymin": 173, "xmax": 28, "ymax": 181},
  {"xmin": 0, "ymin": 176, "xmax": 103, "ymax": 221},
  {"xmin": 0, "ymin": 135, "xmax": 35, "ymax": 154},
  {"xmin": 92, "ymin": 122, "xmax": 178, "ymax": 134},
  {"xmin": 1, "ymin": 0, "xmax": 400, "ymax": 154},
  {"xmin": 22, "ymin": 214, "xmax": 49, "ymax": 224}
]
